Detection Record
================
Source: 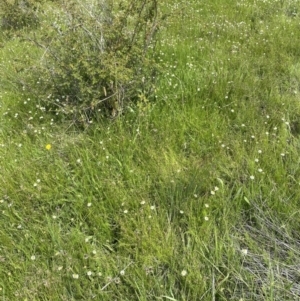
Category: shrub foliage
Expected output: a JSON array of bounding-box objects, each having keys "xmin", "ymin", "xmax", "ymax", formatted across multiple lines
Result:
[
  {"xmin": 10, "ymin": 0, "xmax": 162, "ymax": 121},
  {"xmin": 0, "ymin": 0, "xmax": 41, "ymax": 30}
]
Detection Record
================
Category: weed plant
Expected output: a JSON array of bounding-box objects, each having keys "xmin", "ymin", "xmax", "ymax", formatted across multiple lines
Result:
[{"xmin": 1, "ymin": 0, "xmax": 300, "ymax": 300}]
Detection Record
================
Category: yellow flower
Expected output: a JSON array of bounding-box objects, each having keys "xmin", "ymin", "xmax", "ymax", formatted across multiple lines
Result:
[{"xmin": 45, "ymin": 144, "xmax": 52, "ymax": 150}]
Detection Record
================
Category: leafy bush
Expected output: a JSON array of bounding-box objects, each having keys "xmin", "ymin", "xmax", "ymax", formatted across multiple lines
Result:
[
  {"xmin": 0, "ymin": 0, "xmax": 41, "ymax": 30},
  {"xmin": 19, "ymin": 0, "xmax": 162, "ymax": 122}
]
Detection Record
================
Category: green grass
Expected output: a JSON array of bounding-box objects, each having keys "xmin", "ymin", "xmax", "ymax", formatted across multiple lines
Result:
[{"xmin": 1, "ymin": 0, "xmax": 300, "ymax": 300}]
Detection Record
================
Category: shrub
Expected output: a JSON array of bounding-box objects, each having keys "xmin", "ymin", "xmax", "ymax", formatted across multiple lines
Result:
[
  {"xmin": 18, "ymin": 0, "xmax": 162, "ymax": 122},
  {"xmin": 0, "ymin": 0, "xmax": 41, "ymax": 31}
]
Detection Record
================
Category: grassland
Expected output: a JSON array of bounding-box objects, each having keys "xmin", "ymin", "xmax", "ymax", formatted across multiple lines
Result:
[{"xmin": 1, "ymin": 0, "xmax": 300, "ymax": 300}]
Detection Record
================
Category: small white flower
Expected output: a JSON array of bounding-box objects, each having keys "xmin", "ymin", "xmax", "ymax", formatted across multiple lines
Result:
[
  {"xmin": 92, "ymin": 250, "xmax": 97, "ymax": 255},
  {"xmin": 123, "ymin": 210, "xmax": 128, "ymax": 214},
  {"xmin": 57, "ymin": 266, "xmax": 63, "ymax": 271},
  {"xmin": 250, "ymin": 175, "xmax": 255, "ymax": 180},
  {"xmin": 87, "ymin": 271, "xmax": 92, "ymax": 276},
  {"xmin": 204, "ymin": 203, "xmax": 209, "ymax": 208},
  {"xmin": 241, "ymin": 249, "xmax": 248, "ymax": 256},
  {"xmin": 210, "ymin": 191, "xmax": 215, "ymax": 195},
  {"xmin": 181, "ymin": 270, "xmax": 187, "ymax": 276},
  {"xmin": 140, "ymin": 200, "xmax": 146, "ymax": 205},
  {"xmin": 30, "ymin": 255, "xmax": 36, "ymax": 261},
  {"xmin": 280, "ymin": 153, "xmax": 285, "ymax": 157},
  {"xmin": 72, "ymin": 274, "xmax": 79, "ymax": 279},
  {"xmin": 214, "ymin": 186, "xmax": 219, "ymax": 191},
  {"xmin": 204, "ymin": 216, "xmax": 209, "ymax": 221},
  {"xmin": 87, "ymin": 203, "xmax": 92, "ymax": 207},
  {"xmin": 258, "ymin": 168, "xmax": 263, "ymax": 173},
  {"xmin": 254, "ymin": 158, "xmax": 259, "ymax": 163},
  {"xmin": 120, "ymin": 270, "xmax": 125, "ymax": 276},
  {"xmin": 150, "ymin": 205, "xmax": 155, "ymax": 210},
  {"xmin": 179, "ymin": 210, "xmax": 184, "ymax": 214},
  {"xmin": 258, "ymin": 150, "xmax": 262, "ymax": 154}
]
